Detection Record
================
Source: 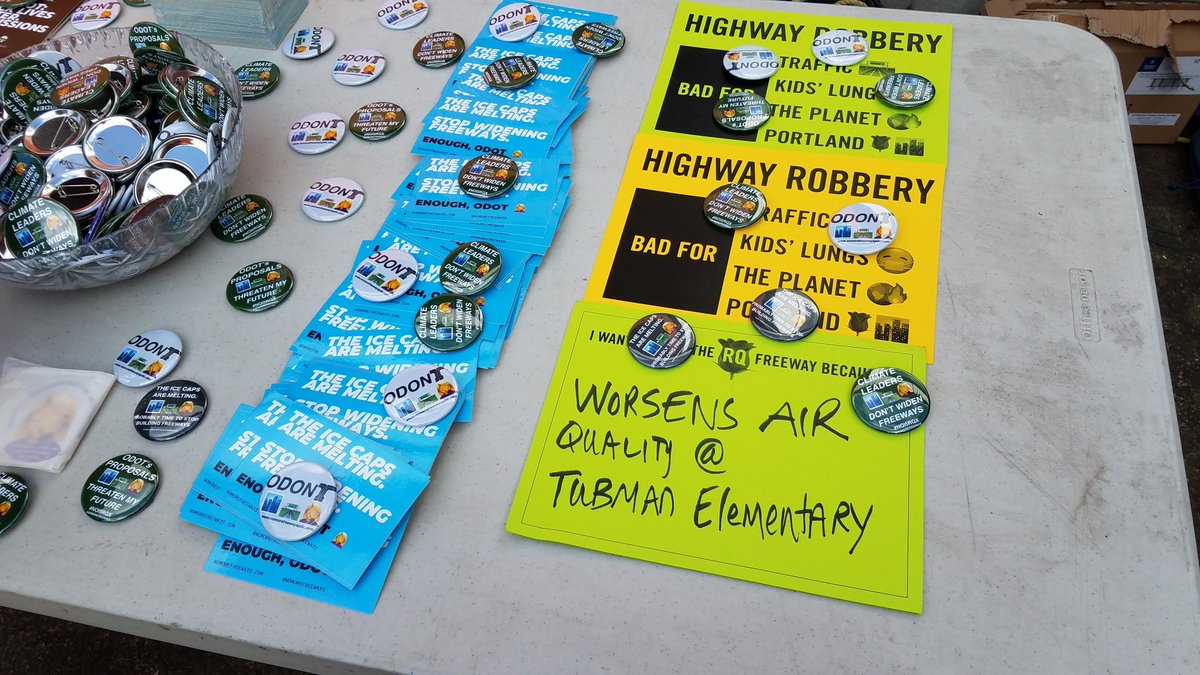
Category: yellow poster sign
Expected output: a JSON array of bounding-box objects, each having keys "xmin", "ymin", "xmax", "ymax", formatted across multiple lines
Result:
[
  {"xmin": 583, "ymin": 3, "xmax": 951, "ymax": 362},
  {"xmin": 585, "ymin": 133, "xmax": 943, "ymax": 357},
  {"xmin": 642, "ymin": 1, "xmax": 953, "ymax": 164},
  {"xmin": 507, "ymin": 301, "xmax": 926, "ymax": 613}
]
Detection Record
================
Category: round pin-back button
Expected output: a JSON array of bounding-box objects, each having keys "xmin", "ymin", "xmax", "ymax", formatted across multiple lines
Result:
[
  {"xmin": 71, "ymin": 1, "xmax": 121, "ymax": 31},
  {"xmin": 259, "ymin": 461, "xmax": 339, "ymax": 542},
  {"xmin": 703, "ymin": 183, "xmax": 766, "ymax": 229},
  {"xmin": 851, "ymin": 367, "xmax": 931, "ymax": 434},
  {"xmin": 178, "ymin": 76, "xmax": 233, "ymax": 132},
  {"xmin": 44, "ymin": 144, "xmax": 89, "ymax": 181},
  {"xmin": 226, "ymin": 261, "xmax": 294, "ymax": 313},
  {"xmin": 348, "ymin": 102, "xmax": 405, "ymax": 141},
  {"xmin": 159, "ymin": 62, "xmax": 221, "ymax": 99},
  {"xmin": 235, "ymin": 61, "xmax": 280, "ymax": 100},
  {"xmin": 49, "ymin": 64, "xmax": 108, "ymax": 110},
  {"xmin": 812, "ymin": 29, "xmax": 869, "ymax": 67},
  {"xmin": 412, "ymin": 31, "xmax": 464, "ymax": 68},
  {"xmin": 829, "ymin": 202, "xmax": 897, "ymax": 255},
  {"xmin": 211, "ymin": 193, "xmax": 273, "ymax": 242},
  {"xmin": 382, "ymin": 364, "xmax": 459, "ymax": 427},
  {"xmin": 458, "ymin": 153, "xmax": 518, "ymax": 199},
  {"xmin": 440, "ymin": 241, "xmax": 501, "ymax": 295},
  {"xmin": 627, "ymin": 313, "xmax": 695, "ymax": 369},
  {"xmin": 723, "ymin": 45, "xmax": 779, "ymax": 81},
  {"xmin": 128, "ymin": 21, "xmax": 182, "ymax": 56},
  {"xmin": 41, "ymin": 167, "xmax": 112, "ymax": 217},
  {"xmin": 113, "ymin": 328, "xmax": 182, "ymax": 387},
  {"xmin": 0, "ymin": 150, "xmax": 46, "ymax": 210},
  {"xmin": 23, "ymin": 108, "xmax": 87, "ymax": 156},
  {"xmin": 300, "ymin": 176, "xmax": 364, "ymax": 222},
  {"xmin": 0, "ymin": 473, "xmax": 29, "ymax": 536},
  {"xmin": 571, "ymin": 22, "xmax": 625, "ymax": 57},
  {"xmin": 152, "ymin": 133, "xmax": 211, "ymax": 177},
  {"xmin": 284, "ymin": 26, "xmax": 335, "ymax": 60},
  {"xmin": 332, "ymin": 49, "xmax": 386, "ymax": 86},
  {"xmin": 134, "ymin": 47, "xmax": 186, "ymax": 77},
  {"xmin": 875, "ymin": 73, "xmax": 935, "ymax": 109},
  {"xmin": 483, "ymin": 55, "xmax": 538, "ymax": 89},
  {"xmin": 749, "ymin": 288, "xmax": 820, "ymax": 341},
  {"xmin": 81, "ymin": 454, "xmax": 159, "ymax": 523},
  {"xmin": 2, "ymin": 197, "xmax": 77, "ymax": 258},
  {"xmin": 713, "ymin": 90, "xmax": 771, "ymax": 132},
  {"xmin": 132, "ymin": 157, "xmax": 195, "ymax": 203},
  {"xmin": 3, "ymin": 65, "xmax": 58, "ymax": 124},
  {"xmin": 1, "ymin": 57, "xmax": 59, "ymax": 88},
  {"xmin": 83, "ymin": 115, "xmax": 151, "ymax": 174},
  {"xmin": 353, "ymin": 246, "xmax": 420, "ymax": 301},
  {"xmin": 133, "ymin": 379, "xmax": 207, "ymax": 441},
  {"xmin": 414, "ymin": 294, "xmax": 484, "ymax": 351},
  {"xmin": 876, "ymin": 247, "xmax": 914, "ymax": 275},
  {"xmin": 288, "ymin": 112, "xmax": 345, "ymax": 155},
  {"xmin": 488, "ymin": 2, "xmax": 541, "ymax": 42},
  {"xmin": 31, "ymin": 50, "xmax": 82, "ymax": 78},
  {"xmin": 0, "ymin": 1, "xmax": 37, "ymax": 8},
  {"xmin": 0, "ymin": 145, "xmax": 12, "ymax": 177},
  {"xmin": 377, "ymin": 0, "xmax": 429, "ymax": 30},
  {"xmin": 122, "ymin": 0, "xmax": 149, "ymax": 6}
]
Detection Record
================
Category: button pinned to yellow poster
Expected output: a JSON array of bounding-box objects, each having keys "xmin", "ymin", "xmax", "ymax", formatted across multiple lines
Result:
[
  {"xmin": 585, "ymin": 134, "xmax": 943, "ymax": 362},
  {"xmin": 506, "ymin": 301, "xmax": 926, "ymax": 613}
]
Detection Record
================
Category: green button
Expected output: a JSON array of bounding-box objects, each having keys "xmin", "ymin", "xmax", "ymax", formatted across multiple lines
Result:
[
  {"xmin": 128, "ymin": 22, "xmax": 184, "ymax": 58},
  {"xmin": 235, "ymin": 60, "xmax": 281, "ymax": 100},
  {"xmin": 875, "ymin": 73, "xmax": 935, "ymax": 109},
  {"xmin": 458, "ymin": 154, "xmax": 518, "ymax": 199},
  {"xmin": 49, "ymin": 64, "xmax": 110, "ymax": 109},
  {"xmin": 348, "ymin": 102, "xmax": 405, "ymax": 142},
  {"xmin": 2, "ymin": 64, "xmax": 59, "ymax": 124},
  {"xmin": 440, "ymin": 241, "xmax": 501, "ymax": 295},
  {"xmin": 134, "ymin": 47, "xmax": 187, "ymax": 77},
  {"xmin": 749, "ymin": 288, "xmax": 820, "ymax": 342},
  {"xmin": 414, "ymin": 294, "xmax": 484, "ymax": 351},
  {"xmin": 0, "ymin": 58, "xmax": 60, "ymax": 88},
  {"xmin": 3, "ymin": 197, "xmax": 77, "ymax": 258},
  {"xmin": 227, "ymin": 260, "xmax": 294, "ymax": 313},
  {"xmin": 850, "ymin": 367, "xmax": 931, "ymax": 434},
  {"xmin": 703, "ymin": 183, "xmax": 766, "ymax": 229},
  {"xmin": 211, "ymin": 194, "xmax": 273, "ymax": 242},
  {"xmin": 713, "ymin": 91, "xmax": 771, "ymax": 132},
  {"xmin": 81, "ymin": 454, "xmax": 160, "ymax": 523},
  {"xmin": 0, "ymin": 473, "xmax": 30, "ymax": 536},
  {"xmin": 483, "ymin": 56, "xmax": 538, "ymax": 90},
  {"xmin": 0, "ymin": 151, "xmax": 46, "ymax": 210},
  {"xmin": 626, "ymin": 313, "xmax": 695, "ymax": 369},
  {"xmin": 178, "ymin": 75, "xmax": 232, "ymax": 131},
  {"xmin": 412, "ymin": 31, "xmax": 465, "ymax": 68},
  {"xmin": 571, "ymin": 22, "xmax": 625, "ymax": 58}
]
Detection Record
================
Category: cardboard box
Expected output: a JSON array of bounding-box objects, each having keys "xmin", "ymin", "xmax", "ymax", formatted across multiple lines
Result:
[{"xmin": 982, "ymin": 1, "xmax": 1200, "ymax": 143}]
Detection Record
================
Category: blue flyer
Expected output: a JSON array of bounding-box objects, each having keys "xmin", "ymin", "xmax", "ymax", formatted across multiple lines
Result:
[
  {"xmin": 203, "ymin": 521, "xmax": 408, "ymax": 614},
  {"xmin": 184, "ymin": 393, "xmax": 430, "ymax": 589},
  {"xmin": 270, "ymin": 349, "xmax": 478, "ymax": 474},
  {"xmin": 479, "ymin": 1, "xmax": 618, "ymax": 50}
]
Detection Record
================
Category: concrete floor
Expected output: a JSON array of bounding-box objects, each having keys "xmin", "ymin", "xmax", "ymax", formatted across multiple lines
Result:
[{"xmin": 1, "ymin": 2, "xmax": 1197, "ymax": 674}]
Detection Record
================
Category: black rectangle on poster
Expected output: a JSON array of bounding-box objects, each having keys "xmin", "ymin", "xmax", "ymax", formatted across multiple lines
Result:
[{"xmin": 602, "ymin": 188, "xmax": 732, "ymax": 314}]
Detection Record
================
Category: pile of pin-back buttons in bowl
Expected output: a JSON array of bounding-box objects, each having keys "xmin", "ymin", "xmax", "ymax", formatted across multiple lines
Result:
[{"xmin": 0, "ymin": 23, "xmax": 244, "ymax": 290}]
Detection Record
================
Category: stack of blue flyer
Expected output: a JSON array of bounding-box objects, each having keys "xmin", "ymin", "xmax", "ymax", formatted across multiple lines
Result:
[
  {"xmin": 386, "ymin": 0, "xmax": 618, "ymax": 368},
  {"xmin": 181, "ymin": 1, "xmax": 617, "ymax": 613}
]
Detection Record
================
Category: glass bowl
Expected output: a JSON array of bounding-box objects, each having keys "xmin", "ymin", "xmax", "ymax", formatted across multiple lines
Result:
[{"xmin": 0, "ymin": 27, "xmax": 244, "ymax": 290}]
